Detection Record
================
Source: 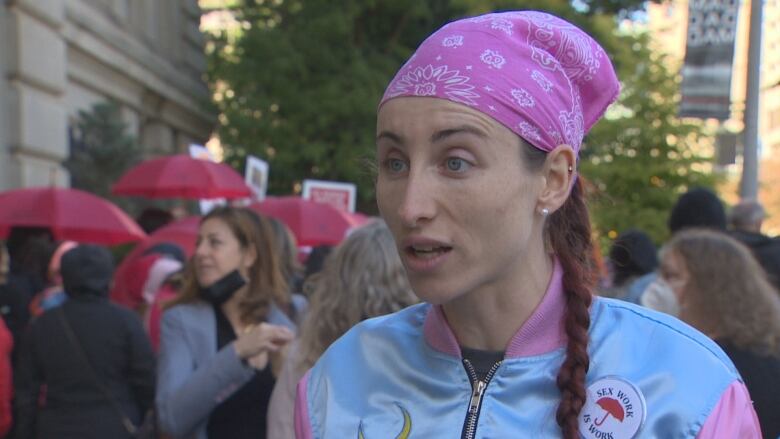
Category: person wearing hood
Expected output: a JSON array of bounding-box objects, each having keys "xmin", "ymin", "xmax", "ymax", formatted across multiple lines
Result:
[
  {"xmin": 11, "ymin": 245, "xmax": 155, "ymax": 439},
  {"xmin": 729, "ymin": 200, "xmax": 780, "ymax": 292}
]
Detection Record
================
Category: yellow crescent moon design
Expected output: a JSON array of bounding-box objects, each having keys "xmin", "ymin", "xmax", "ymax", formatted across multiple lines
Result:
[
  {"xmin": 357, "ymin": 404, "xmax": 412, "ymax": 439},
  {"xmin": 394, "ymin": 404, "xmax": 412, "ymax": 439}
]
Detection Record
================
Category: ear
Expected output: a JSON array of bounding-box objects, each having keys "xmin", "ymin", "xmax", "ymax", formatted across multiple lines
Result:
[{"xmin": 537, "ymin": 145, "xmax": 576, "ymax": 214}]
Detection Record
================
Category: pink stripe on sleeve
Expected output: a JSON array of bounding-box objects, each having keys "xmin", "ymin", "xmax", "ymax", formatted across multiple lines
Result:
[
  {"xmin": 294, "ymin": 370, "xmax": 314, "ymax": 439},
  {"xmin": 696, "ymin": 380, "xmax": 762, "ymax": 438}
]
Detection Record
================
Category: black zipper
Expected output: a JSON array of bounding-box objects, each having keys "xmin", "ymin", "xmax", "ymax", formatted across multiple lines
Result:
[{"xmin": 461, "ymin": 358, "xmax": 502, "ymax": 439}]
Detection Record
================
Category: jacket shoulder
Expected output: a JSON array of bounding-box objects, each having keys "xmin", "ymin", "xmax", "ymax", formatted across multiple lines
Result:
[
  {"xmin": 313, "ymin": 303, "xmax": 428, "ymax": 367},
  {"xmin": 591, "ymin": 297, "xmax": 738, "ymax": 376}
]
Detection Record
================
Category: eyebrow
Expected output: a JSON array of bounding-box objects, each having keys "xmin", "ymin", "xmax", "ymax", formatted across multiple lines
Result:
[
  {"xmin": 431, "ymin": 125, "xmax": 488, "ymax": 143},
  {"xmin": 376, "ymin": 125, "xmax": 488, "ymax": 145},
  {"xmin": 376, "ymin": 131, "xmax": 403, "ymax": 144}
]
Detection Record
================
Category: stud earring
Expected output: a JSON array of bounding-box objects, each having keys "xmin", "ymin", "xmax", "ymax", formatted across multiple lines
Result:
[
  {"xmin": 568, "ymin": 165, "xmax": 573, "ymax": 173},
  {"xmin": 540, "ymin": 207, "xmax": 549, "ymax": 217}
]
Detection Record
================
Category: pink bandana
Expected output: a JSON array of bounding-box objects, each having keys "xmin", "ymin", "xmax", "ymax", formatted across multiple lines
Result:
[{"xmin": 380, "ymin": 11, "xmax": 620, "ymax": 155}]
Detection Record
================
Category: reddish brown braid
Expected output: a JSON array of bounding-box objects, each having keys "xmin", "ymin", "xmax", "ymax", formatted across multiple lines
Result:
[{"xmin": 548, "ymin": 179, "xmax": 595, "ymax": 439}]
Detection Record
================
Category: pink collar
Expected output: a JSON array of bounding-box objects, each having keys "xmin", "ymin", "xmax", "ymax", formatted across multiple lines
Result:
[{"xmin": 423, "ymin": 259, "xmax": 567, "ymax": 358}]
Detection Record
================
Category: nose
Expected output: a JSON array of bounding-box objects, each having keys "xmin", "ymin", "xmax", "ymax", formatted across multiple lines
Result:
[
  {"xmin": 194, "ymin": 240, "xmax": 208, "ymax": 259},
  {"xmin": 397, "ymin": 171, "xmax": 436, "ymax": 228}
]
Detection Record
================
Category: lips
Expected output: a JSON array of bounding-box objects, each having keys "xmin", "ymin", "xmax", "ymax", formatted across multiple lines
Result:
[{"xmin": 401, "ymin": 237, "xmax": 452, "ymax": 273}]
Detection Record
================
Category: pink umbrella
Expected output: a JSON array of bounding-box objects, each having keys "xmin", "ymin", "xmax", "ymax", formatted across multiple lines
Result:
[
  {"xmin": 250, "ymin": 196, "xmax": 369, "ymax": 247},
  {"xmin": 112, "ymin": 155, "xmax": 251, "ymax": 199},
  {"xmin": 0, "ymin": 187, "xmax": 146, "ymax": 245}
]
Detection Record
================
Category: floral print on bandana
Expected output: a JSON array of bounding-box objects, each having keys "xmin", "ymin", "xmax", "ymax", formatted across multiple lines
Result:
[
  {"xmin": 387, "ymin": 64, "xmax": 481, "ymax": 106},
  {"xmin": 468, "ymin": 15, "xmax": 514, "ymax": 36},
  {"xmin": 480, "ymin": 49, "xmax": 506, "ymax": 69},
  {"xmin": 442, "ymin": 35, "xmax": 464, "ymax": 48},
  {"xmin": 531, "ymin": 70, "xmax": 553, "ymax": 92},
  {"xmin": 511, "ymin": 88, "xmax": 535, "ymax": 107},
  {"xmin": 518, "ymin": 121, "xmax": 542, "ymax": 142},
  {"xmin": 521, "ymin": 12, "xmax": 603, "ymax": 82},
  {"xmin": 380, "ymin": 11, "xmax": 620, "ymax": 155}
]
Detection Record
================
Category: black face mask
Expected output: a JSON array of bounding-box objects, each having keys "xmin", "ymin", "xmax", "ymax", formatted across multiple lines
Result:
[{"xmin": 199, "ymin": 270, "xmax": 247, "ymax": 306}]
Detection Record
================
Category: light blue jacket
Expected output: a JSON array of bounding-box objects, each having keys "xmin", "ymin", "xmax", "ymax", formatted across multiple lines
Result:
[
  {"xmin": 298, "ymin": 263, "xmax": 759, "ymax": 438},
  {"xmin": 156, "ymin": 297, "xmax": 305, "ymax": 439}
]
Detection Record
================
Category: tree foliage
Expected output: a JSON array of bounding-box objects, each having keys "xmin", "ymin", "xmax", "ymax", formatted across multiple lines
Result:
[
  {"xmin": 66, "ymin": 101, "xmax": 142, "ymax": 213},
  {"xmin": 206, "ymin": 0, "xmax": 717, "ymax": 247},
  {"xmin": 582, "ymin": 32, "xmax": 717, "ymax": 247}
]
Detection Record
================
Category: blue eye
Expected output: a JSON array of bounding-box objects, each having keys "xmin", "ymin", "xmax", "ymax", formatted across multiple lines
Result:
[
  {"xmin": 384, "ymin": 158, "xmax": 408, "ymax": 173},
  {"xmin": 445, "ymin": 158, "xmax": 470, "ymax": 172}
]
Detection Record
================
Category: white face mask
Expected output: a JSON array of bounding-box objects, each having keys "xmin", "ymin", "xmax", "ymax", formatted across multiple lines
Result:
[{"xmin": 640, "ymin": 276, "xmax": 680, "ymax": 317}]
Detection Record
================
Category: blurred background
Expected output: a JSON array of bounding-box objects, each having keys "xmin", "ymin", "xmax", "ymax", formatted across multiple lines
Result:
[{"xmin": 0, "ymin": 0, "xmax": 778, "ymax": 249}]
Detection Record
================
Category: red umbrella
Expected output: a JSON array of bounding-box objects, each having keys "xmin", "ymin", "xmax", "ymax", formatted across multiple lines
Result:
[
  {"xmin": 112, "ymin": 155, "xmax": 251, "ymax": 199},
  {"xmin": 0, "ymin": 187, "xmax": 146, "ymax": 245},
  {"xmin": 250, "ymin": 196, "xmax": 368, "ymax": 247},
  {"xmin": 594, "ymin": 397, "xmax": 625, "ymax": 426},
  {"xmin": 139, "ymin": 215, "xmax": 201, "ymax": 257}
]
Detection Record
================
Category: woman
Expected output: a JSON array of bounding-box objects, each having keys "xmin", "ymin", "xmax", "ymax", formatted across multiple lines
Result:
[
  {"xmin": 13, "ymin": 245, "xmax": 155, "ymax": 439},
  {"xmin": 661, "ymin": 229, "xmax": 780, "ymax": 438},
  {"xmin": 156, "ymin": 207, "xmax": 300, "ymax": 439},
  {"xmin": 295, "ymin": 11, "xmax": 760, "ymax": 439},
  {"xmin": 267, "ymin": 220, "xmax": 417, "ymax": 439}
]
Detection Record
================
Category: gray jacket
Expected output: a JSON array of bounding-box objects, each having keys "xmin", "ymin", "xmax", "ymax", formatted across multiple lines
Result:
[{"xmin": 155, "ymin": 297, "xmax": 306, "ymax": 439}]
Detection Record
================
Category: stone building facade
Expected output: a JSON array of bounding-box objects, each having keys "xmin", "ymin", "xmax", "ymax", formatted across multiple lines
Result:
[{"xmin": 0, "ymin": 0, "xmax": 214, "ymax": 190}]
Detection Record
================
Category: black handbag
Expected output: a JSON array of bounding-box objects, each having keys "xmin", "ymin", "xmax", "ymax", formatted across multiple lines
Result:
[{"xmin": 56, "ymin": 307, "xmax": 155, "ymax": 438}]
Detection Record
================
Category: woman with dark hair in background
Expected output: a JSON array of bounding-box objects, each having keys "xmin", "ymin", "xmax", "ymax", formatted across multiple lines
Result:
[
  {"xmin": 295, "ymin": 11, "xmax": 760, "ymax": 438},
  {"xmin": 661, "ymin": 229, "xmax": 780, "ymax": 438},
  {"xmin": 156, "ymin": 207, "xmax": 300, "ymax": 439}
]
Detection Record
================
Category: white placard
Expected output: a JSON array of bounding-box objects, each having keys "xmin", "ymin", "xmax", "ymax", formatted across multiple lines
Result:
[
  {"xmin": 302, "ymin": 179, "xmax": 356, "ymax": 213},
  {"xmin": 189, "ymin": 144, "xmax": 214, "ymax": 161},
  {"xmin": 189, "ymin": 143, "xmax": 225, "ymax": 213},
  {"xmin": 245, "ymin": 156, "xmax": 269, "ymax": 201}
]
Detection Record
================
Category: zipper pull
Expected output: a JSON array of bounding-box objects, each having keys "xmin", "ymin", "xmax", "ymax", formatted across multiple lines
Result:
[{"xmin": 468, "ymin": 380, "xmax": 487, "ymax": 414}]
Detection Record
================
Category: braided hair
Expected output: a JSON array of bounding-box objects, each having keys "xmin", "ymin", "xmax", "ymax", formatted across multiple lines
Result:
[{"xmin": 523, "ymin": 143, "xmax": 594, "ymax": 439}]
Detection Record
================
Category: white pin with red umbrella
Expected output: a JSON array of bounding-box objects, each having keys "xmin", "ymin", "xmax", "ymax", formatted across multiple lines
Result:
[{"xmin": 579, "ymin": 376, "xmax": 646, "ymax": 439}]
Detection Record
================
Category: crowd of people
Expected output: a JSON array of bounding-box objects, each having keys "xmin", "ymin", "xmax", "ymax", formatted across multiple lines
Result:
[{"xmin": 0, "ymin": 8, "xmax": 779, "ymax": 439}]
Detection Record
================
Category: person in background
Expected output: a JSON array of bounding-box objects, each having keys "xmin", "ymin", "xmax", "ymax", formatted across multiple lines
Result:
[
  {"xmin": 12, "ymin": 245, "xmax": 155, "ymax": 439},
  {"xmin": 295, "ymin": 11, "xmax": 760, "ymax": 438},
  {"xmin": 28, "ymin": 241, "xmax": 78, "ymax": 317},
  {"xmin": 0, "ymin": 318, "xmax": 12, "ymax": 438},
  {"xmin": 266, "ymin": 220, "xmax": 417, "ymax": 439},
  {"xmin": 297, "ymin": 245, "xmax": 333, "ymax": 297},
  {"xmin": 660, "ymin": 229, "xmax": 780, "ymax": 438},
  {"xmin": 0, "ymin": 228, "xmax": 54, "ymax": 361},
  {"xmin": 639, "ymin": 187, "xmax": 728, "ymax": 315},
  {"xmin": 141, "ymin": 257, "xmax": 183, "ymax": 352},
  {"xmin": 136, "ymin": 207, "xmax": 174, "ymax": 235},
  {"xmin": 266, "ymin": 218, "xmax": 307, "ymax": 319},
  {"xmin": 602, "ymin": 229, "xmax": 658, "ymax": 303},
  {"xmin": 729, "ymin": 199, "xmax": 780, "ymax": 291},
  {"xmin": 156, "ymin": 207, "xmax": 299, "ymax": 439},
  {"xmin": 110, "ymin": 253, "xmax": 161, "ymax": 313}
]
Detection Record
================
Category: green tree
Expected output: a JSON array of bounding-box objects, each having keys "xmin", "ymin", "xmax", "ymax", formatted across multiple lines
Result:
[
  {"xmin": 582, "ymin": 32, "xmax": 718, "ymax": 248},
  {"xmin": 207, "ymin": 0, "xmax": 717, "ymax": 246},
  {"xmin": 208, "ymin": 0, "xmax": 467, "ymax": 210},
  {"xmin": 66, "ymin": 101, "xmax": 142, "ymax": 213}
]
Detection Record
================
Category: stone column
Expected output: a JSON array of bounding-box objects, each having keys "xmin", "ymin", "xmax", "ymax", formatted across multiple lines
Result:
[{"xmin": 3, "ymin": 0, "xmax": 69, "ymax": 189}]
